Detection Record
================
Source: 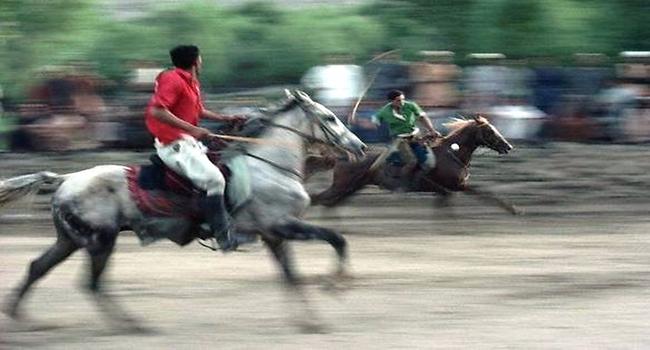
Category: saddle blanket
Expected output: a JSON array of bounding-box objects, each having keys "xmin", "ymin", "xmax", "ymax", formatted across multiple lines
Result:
[{"xmin": 127, "ymin": 155, "xmax": 251, "ymax": 219}]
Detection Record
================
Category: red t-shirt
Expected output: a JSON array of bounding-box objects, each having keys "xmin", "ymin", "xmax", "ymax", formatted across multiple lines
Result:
[{"xmin": 145, "ymin": 68, "xmax": 203, "ymax": 144}]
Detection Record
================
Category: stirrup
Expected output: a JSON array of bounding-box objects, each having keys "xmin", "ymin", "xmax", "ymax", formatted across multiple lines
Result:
[
  {"xmin": 197, "ymin": 238, "xmax": 219, "ymax": 251},
  {"xmin": 197, "ymin": 237, "xmax": 251, "ymax": 253}
]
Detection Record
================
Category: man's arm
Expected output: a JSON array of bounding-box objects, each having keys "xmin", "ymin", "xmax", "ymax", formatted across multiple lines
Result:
[
  {"xmin": 371, "ymin": 105, "xmax": 388, "ymax": 125},
  {"xmin": 150, "ymin": 107, "xmax": 210, "ymax": 139},
  {"xmin": 418, "ymin": 112, "xmax": 440, "ymax": 136},
  {"xmin": 410, "ymin": 101, "xmax": 441, "ymax": 137},
  {"xmin": 201, "ymin": 109, "xmax": 244, "ymax": 123},
  {"xmin": 149, "ymin": 72, "xmax": 211, "ymax": 139}
]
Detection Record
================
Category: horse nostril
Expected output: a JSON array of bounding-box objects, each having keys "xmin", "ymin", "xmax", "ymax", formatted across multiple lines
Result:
[{"xmin": 361, "ymin": 144, "xmax": 368, "ymax": 152}]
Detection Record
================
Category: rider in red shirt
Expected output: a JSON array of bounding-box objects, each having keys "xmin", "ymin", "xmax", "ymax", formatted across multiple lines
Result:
[
  {"xmin": 145, "ymin": 66, "xmax": 203, "ymax": 144},
  {"xmin": 145, "ymin": 45, "xmax": 245, "ymax": 252}
]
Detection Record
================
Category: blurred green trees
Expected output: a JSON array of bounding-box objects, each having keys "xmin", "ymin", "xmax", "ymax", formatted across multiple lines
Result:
[
  {"xmin": 0, "ymin": 0, "xmax": 647, "ymax": 101},
  {"xmin": 0, "ymin": 0, "xmax": 101, "ymax": 99},
  {"xmin": 367, "ymin": 0, "xmax": 648, "ymax": 61}
]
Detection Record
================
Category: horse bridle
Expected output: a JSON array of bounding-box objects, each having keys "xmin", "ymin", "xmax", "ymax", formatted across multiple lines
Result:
[
  {"xmin": 239, "ymin": 101, "xmax": 348, "ymax": 179},
  {"xmin": 444, "ymin": 122, "xmax": 487, "ymax": 170},
  {"xmin": 447, "ymin": 121, "xmax": 499, "ymax": 169}
]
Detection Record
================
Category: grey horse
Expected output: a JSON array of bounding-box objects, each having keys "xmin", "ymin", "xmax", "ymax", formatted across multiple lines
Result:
[{"xmin": 0, "ymin": 90, "xmax": 366, "ymax": 331}]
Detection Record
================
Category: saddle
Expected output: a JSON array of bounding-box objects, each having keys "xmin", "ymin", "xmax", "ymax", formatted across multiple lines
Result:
[
  {"xmin": 384, "ymin": 136, "xmax": 439, "ymax": 175},
  {"xmin": 126, "ymin": 152, "xmax": 251, "ymax": 220}
]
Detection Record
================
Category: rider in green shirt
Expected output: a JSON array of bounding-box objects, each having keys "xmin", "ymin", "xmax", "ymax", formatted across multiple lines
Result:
[{"xmin": 374, "ymin": 90, "xmax": 441, "ymax": 178}]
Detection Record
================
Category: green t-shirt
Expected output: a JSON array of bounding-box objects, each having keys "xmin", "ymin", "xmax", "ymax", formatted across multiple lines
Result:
[{"xmin": 374, "ymin": 100, "xmax": 424, "ymax": 136}]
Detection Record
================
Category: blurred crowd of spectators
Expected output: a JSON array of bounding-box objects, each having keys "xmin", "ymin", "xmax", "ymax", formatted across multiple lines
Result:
[
  {"xmin": 0, "ymin": 51, "xmax": 648, "ymax": 152},
  {"xmin": 0, "ymin": 61, "xmax": 153, "ymax": 151},
  {"xmin": 302, "ymin": 51, "xmax": 649, "ymax": 144}
]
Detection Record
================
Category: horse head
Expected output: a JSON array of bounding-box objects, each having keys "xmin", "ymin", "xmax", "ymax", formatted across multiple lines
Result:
[
  {"xmin": 288, "ymin": 89, "xmax": 367, "ymax": 161},
  {"xmin": 445, "ymin": 116, "xmax": 513, "ymax": 154},
  {"xmin": 472, "ymin": 115, "xmax": 513, "ymax": 154}
]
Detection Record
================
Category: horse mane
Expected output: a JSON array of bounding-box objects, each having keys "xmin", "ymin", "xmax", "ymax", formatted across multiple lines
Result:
[
  {"xmin": 230, "ymin": 96, "xmax": 299, "ymax": 139},
  {"xmin": 443, "ymin": 118, "xmax": 470, "ymax": 132},
  {"xmin": 442, "ymin": 115, "xmax": 488, "ymax": 137},
  {"xmin": 220, "ymin": 96, "xmax": 300, "ymax": 155},
  {"xmin": 259, "ymin": 96, "xmax": 298, "ymax": 116}
]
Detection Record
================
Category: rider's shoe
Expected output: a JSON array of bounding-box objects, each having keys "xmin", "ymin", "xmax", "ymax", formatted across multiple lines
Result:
[
  {"xmin": 215, "ymin": 230, "xmax": 239, "ymax": 252},
  {"xmin": 200, "ymin": 194, "xmax": 240, "ymax": 253},
  {"xmin": 397, "ymin": 161, "xmax": 417, "ymax": 190}
]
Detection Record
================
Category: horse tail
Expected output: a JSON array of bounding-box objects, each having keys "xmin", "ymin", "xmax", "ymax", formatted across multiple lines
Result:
[{"xmin": 0, "ymin": 171, "xmax": 68, "ymax": 208}]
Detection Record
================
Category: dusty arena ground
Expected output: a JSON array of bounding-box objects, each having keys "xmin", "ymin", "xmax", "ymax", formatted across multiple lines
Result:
[{"xmin": 1, "ymin": 143, "xmax": 650, "ymax": 349}]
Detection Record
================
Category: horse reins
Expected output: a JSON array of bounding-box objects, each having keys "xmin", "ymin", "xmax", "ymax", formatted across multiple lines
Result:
[
  {"xmin": 221, "ymin": 108, "xmax": 345, "ymax": 179},
  {"xmin": 255, "ymin": 118, "xmax": 324, "ymax": 145},
  {"xmin": 211, "ymin": 133, "xmax": 298, "ymax": 148},
  {"xmin": 240, "ymin": 151, "xmax": 304, "ymax": 179},
  {"xmin": 446, "ymin": 146, "xmax": 470, "ymax": 170}
]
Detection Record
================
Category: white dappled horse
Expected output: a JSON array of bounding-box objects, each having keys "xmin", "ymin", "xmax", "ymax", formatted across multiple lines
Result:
[{"xmin": 1, "ymin": 90, "xmax": 366, "ymax": 331}]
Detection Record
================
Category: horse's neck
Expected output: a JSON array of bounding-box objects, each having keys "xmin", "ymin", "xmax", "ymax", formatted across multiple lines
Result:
[
  {"xmin": 246, "ymin": 108, "xmax": 307, "ymax": 176},
  {"xmin": 444, "ymin": 126, "xmax": 478, "ymax": 165}
]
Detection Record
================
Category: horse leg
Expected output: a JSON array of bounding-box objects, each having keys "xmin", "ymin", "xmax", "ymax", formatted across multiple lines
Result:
[
  {"xmin": 271, "ymin": 220, "xmax": 351, "ymax": 294},
  {"xmin": 84, "ymin": 232, "xmax": 147, "ymax": 333},
  {"xmin": 434, "ymin": 192, "xmax": 456, "ymax": 215},
  {"xmin": 304, "ymin": 154, "xmax": 336, "ymax": 180},
  {"xmin": 464, "ymin": 185, "xmax": 522, "ymax": 215},
  {"xmin": 415, "ymin": 174, "xmax": 457, "ymax": 216},
  {"xmin": 310, "ymin": 163, "xmax": 370, "ymax": 207},
  {"xmin": 272, "ymin": 219, "xmax": 348, "ymax": 279},
  {"xmin": 3, "ymin": 234, "xmax": 78, "ymax": 320},
  {"xmin": 263, "ymin": 237, "xmax": 324, "ymax": 333}
]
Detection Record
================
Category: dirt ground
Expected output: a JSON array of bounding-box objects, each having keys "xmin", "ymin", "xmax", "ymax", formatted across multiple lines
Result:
[{"xmin": 1, "ymin": 143, "xmax": 650, "ymax": 349}]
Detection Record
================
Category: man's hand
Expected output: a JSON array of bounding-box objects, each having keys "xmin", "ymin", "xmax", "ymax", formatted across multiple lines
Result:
[
  {"xmin": 192, "ymin": 126, "xmax": 211, "ymax": 140},
  {"xmin": 422, "ymin": 130, "xmax": 442, "ymax": 145},
  {"xmin": 201, "ymin": 109, "xmax": 247, "ymax": 125},
  {"xmin": 228, "ymin": 115, "xmax": 247, "ymax": 126}
]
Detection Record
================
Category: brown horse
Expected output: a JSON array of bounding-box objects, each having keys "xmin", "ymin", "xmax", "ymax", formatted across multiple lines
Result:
[{"xmin": 309, "ymin": 116, "xmax": 521, "ymax": 214}]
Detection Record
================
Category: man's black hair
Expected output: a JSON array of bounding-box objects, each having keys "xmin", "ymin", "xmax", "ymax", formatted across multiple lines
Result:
[
  {"xmin": 169, "ymin": 45, "xmax": 200, "ymax": 70},
  {"xmin": 387, "ymin": 89, "xmax": 404, "ymax": 101}
]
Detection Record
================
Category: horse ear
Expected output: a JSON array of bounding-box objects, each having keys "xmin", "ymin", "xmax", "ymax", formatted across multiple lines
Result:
[{"xmin": 293, "ymin": 90, "xmax": 314, "ymax": 104}]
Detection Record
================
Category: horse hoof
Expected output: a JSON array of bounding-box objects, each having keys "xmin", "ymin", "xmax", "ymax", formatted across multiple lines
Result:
[
  {"xmin": 511, "ymin": 207, "xmax": 524, "ymax": 216},
  {"xmin": 103, "ymin": 323, "xmax": 156, "ymax": 336},
  {"xmin": 336, "ymin": 270, "xmax": 354, "ymax": 282},
  {"xmin": 320, "ymin": 272, "xmax": 354, "ymax": 293},
  {"xmin": 320, "ymin": 278, "xmax": 343, "ymax": 293},
  {"xmin": 297, "ymin": 320, "xmax": 328, "ymax": 334},
  {"xmin": 2, "ymin": 300, "xmax": 21, "ymax": 320},
  {"xmin": 126, "ymin": 324, "xmax": 156, "ymax": 335},
  {"xmin": 115, "ymin": 318, "xmax": 155, "ymax": 334}
]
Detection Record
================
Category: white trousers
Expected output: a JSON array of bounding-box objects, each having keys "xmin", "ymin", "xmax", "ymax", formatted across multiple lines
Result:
[{"xmin": 155, "ymin": 136, "xmax": 225, "ymax": 195}]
